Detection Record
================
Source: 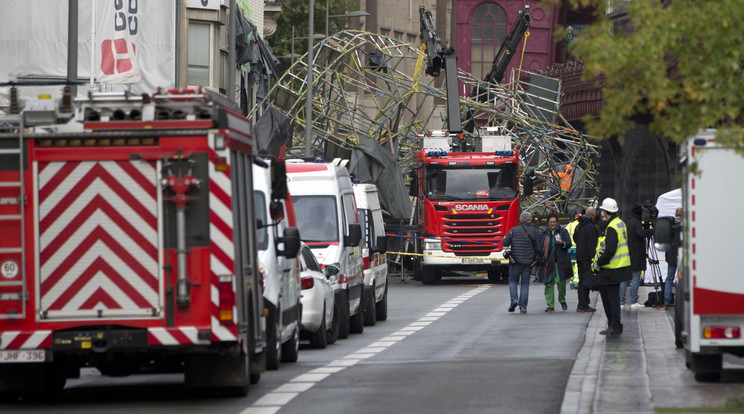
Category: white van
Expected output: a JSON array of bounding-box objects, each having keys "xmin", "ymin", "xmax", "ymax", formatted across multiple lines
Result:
[
  {"xmin": 352, "ymin": 183, "xmax": 389, "ymax": 324},
  {"xmin": 253, "ymin": 158, "xmax": 302, "ymax": 370},
  {"xmin": 286, "ymin": 160, "xmax": 365, "ymax": 339}
]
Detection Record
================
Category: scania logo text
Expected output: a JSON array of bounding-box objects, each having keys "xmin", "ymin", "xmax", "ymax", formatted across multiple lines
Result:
[{"xmin": 454, "ymin": 204, "xmax": 489, "ymax": 211}]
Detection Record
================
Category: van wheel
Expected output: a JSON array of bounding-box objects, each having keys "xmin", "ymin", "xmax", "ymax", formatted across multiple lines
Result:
[
  {"xmin": 350, "ymin": 297, "xmax": 365, "ymax": 334},
  {"xmin": 265, "ymin": 306, "xmax": 281, "ymax": 370},
  {"xmin": 281, "ymin": 323, "xmax": 299, "ymax": 363},
  {"xmin": 338, "ymin": 290, "xmax": 350, "ymax": 339},
  {"xmin": 376, "ymin": 283, "xmax": 388, "ymax": 321},
  {"xmin": 310, "ymin": 306, "xmax": 329, "ymax": 349},
  {"xmin": 363, "ymin": 286, "xmax": 377, "ymax": 326},
  {"xmin": 327, "ymin": 301, "xmax": 340, "ymax": 344}
]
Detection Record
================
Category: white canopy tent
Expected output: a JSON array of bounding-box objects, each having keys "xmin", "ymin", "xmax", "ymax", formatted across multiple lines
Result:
[{"xmin": 644, "ymin": 188, "xmax": 682, "ymax": 283}]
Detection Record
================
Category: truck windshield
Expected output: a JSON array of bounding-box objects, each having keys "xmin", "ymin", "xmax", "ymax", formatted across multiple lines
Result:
[
  {"xmin": 292, "ymin": 195, "xmax": 339, "ymax": 242},
  {"xmin": 425, "ymin": 165, "xmax": 517, "ymax": 201}
]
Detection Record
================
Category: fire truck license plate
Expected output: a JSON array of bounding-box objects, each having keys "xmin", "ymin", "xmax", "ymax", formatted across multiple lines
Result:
[
  {"xmin": 462, "ymin": 258, "xmax": 487, "ymax": 264},
  {"xmin": 0, "ymin": 350, "xmax": 46, "ymax": 363}
]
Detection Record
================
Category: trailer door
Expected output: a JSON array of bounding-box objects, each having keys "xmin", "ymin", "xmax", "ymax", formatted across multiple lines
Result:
[{"xmin": 36, "ymin": 160, "xmax": 162, "ymax": 319}]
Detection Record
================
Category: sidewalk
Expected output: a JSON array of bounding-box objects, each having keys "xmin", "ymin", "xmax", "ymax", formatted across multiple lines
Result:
[{"xmin": 562, "ymin": 286, "xmax": 744, "ymax": 414}]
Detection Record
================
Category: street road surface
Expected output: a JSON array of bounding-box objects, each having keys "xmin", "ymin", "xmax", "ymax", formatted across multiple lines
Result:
[{"xmin": 2, "ymin": 275, "xmax": 743, "ymax": 413}]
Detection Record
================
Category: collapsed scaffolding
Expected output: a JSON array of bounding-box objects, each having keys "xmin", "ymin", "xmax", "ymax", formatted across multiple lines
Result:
[{"xmin": 251, "ymin": 30, "xmax": 600, "ymax": 216}]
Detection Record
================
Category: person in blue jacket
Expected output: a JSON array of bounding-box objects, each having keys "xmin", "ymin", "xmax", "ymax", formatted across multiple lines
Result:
[{"xmin": 538, "ymin": 213, "xmax": 573, "ymax": 312}]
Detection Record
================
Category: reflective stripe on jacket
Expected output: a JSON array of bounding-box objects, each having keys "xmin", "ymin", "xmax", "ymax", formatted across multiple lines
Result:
[
  {"xmin": 565, "ymin": 219, "xmax": 578, "ymax": 245},
  {"xmin": 594, "ymin": 217, "xmax": 630, "ymax": 269}
]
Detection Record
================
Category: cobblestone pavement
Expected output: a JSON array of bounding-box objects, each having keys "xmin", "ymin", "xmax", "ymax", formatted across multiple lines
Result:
[{"xmin": 562, "ymin": 286, "xmax": 744, "ymax": 414}]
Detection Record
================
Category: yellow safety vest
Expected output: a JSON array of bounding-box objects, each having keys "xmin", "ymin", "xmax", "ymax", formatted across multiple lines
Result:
[
  {"xmin": 565, "ymin": 219, "xmax": 579, "ymax": 245},
  {"xmin": 594, "ymin": 217, "xmax": 630, "ymax": 269}
]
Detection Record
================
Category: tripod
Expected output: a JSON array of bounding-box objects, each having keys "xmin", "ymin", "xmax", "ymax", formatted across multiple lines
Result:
[{"xmin": 645, "ymin": 235, "xmax": 665, "ymax": 307}]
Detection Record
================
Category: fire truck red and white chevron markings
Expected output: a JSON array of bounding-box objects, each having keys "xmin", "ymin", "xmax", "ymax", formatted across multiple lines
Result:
[
  {"xmin": 1, "ymin": 331, "xmax": 52, "ymax": 350},
  {"xmin": 208, "ymin": 151, "xmax": 238, "ymax": 340},
  {"xmin": 147, "ymin": 327, "xmax": 210, "ymax": 346},
  {"xmin": 37, "ymin": 160, "xmax": 159, "ymax": 315}
]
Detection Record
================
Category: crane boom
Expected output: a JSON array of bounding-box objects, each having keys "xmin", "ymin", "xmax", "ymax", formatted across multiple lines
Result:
[
  {"xmin": 483, "ymin": 5, "xmax": 530, "ymax": 85},
  {"xmin": 418, "ymin": 6, "xmax": 462, "ymax": 135}
]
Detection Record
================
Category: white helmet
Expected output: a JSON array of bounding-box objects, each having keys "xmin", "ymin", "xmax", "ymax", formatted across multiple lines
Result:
[{"xmin": 600, "ymin": 197, "xmax": 619, "ymax": 213}]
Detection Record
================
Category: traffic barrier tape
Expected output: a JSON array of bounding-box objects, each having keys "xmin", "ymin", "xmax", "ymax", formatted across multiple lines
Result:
[
  {"xmin": 385, "ymin": 233, "xmax": 502, "ymax": 246},
  {"xmin": 387, "ymin": 250, "xmax": 508, "ymax": 262}
]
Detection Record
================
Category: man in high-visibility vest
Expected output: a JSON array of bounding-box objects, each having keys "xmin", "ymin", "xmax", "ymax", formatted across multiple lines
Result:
[
  {"xmin": 565, "ymin": 214, "xmax": 580, "ymax": 289},
  {"xmin": 591, "ymin": 197, "xmax": 632, "ymax": 336}
]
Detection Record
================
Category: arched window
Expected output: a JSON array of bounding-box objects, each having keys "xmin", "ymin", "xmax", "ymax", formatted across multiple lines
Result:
[{"xmin": 470, "ymin": 3, "xmax": 507, "ymax": 80}]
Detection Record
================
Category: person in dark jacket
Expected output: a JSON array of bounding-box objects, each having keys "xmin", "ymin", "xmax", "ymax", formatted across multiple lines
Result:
[
  {"xmin": 573, "ymin": 207, "xmax": 599, "ymax": 312},
  {"xmin": 619, "ymin": 204, "xmax": 655, "ymax": 310},
  {"xmin": 663, "ymin": 208, "xmax": 682, "ymax": 308},
  {"xmin": 592, "ymin": 198, "xmax": 632, "ymax": 335},
  {"xmin": 503, "ymin": 211, "xmax": 539, "ymax": 314},
  {"xmin": 538, "ymin": 213, "xmax": 572, "ymax": 312}
]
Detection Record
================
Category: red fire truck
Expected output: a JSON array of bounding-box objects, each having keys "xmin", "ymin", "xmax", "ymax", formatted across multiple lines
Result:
[
  {"xmin": 408, "ymin": 130, "xmax": 531, "ymax": 284},
  {"xmin": 0, "ymin": 85, "xmax": 280, "ymax": 397},
  {"xmin": 410, "ymin": 7, "xmax": 533, "ymax": 284}
]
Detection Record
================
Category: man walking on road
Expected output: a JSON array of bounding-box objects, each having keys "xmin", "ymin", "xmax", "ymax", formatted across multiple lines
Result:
[
  {"xmin": 503, "ymin": 211, "xmax": 539, "ymax": 314},
  {"xmin": 539, "ymin": 213, "xmax": 572, "ymax": 312},
  {"xmin": 574, "ymin": 207, "xmax": 598, "ymax": 312},
  {"xmin": 592, "ymin": 198, "xmax": 632, "ymax": 335}
]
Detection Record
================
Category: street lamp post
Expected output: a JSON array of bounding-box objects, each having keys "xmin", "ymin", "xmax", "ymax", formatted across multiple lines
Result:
[
  {"xmin": 325, "ymin": 0, "xmax": 370, "ymax": 37},
  {"xmin": 305, "ymin": 1, "xmax": 314, "ymax": 157}
]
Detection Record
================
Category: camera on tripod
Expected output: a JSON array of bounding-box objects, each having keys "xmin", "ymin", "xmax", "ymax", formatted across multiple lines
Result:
[{"xmin": 641, "ymin": 200, "xmax": 658, "ymax": 229}]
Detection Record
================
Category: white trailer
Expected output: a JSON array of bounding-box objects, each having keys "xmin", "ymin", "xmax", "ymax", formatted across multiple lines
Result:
[{"xmin": 658, "ymin": 129, "xmax": 744, "ymax": 382}]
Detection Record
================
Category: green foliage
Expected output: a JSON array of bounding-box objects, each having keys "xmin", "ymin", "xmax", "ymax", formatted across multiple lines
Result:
[
  {"xmin": 544, "ymin": 0, "xmax": 744, "ymax": 145},
  {"xmin": 268, "ymin": 0, "xmax": 358, "ymax": 73}
]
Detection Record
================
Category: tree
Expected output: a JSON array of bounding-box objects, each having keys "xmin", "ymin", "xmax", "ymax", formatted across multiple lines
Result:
[
  {"xmin": 548, "ymin": 0, "xmax": 744, "ymax": 147},
  {"xmin": 268, "ymin": 0, "xmax": 358, "ymax": 73}
]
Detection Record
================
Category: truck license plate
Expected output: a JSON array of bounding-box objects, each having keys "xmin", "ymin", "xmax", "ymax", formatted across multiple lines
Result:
[
  {"xmin": 0, "ymin": 350, "xmax": 46, "ymax": 363},
  {"xmin": 462, "ymin": 258, "xmax": 486, "ymax": 264}
]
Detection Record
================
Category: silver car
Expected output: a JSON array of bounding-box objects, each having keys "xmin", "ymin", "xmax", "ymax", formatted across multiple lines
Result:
[{"xmin": 299, "ymin": 243, "xmax": 339, "ymax": 348}]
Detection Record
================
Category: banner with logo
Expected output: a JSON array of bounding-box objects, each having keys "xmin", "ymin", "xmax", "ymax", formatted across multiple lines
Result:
[
  {"xmin": 97, "ymin": 0, "xmax": 141, "ymax": 83},
  {"xmin": 0, "ymin": 1, "xmax": 175, "ymax": 105}
]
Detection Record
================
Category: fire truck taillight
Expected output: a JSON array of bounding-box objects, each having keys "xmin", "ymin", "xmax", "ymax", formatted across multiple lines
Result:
[
  {"xmin": 362, "ymin": 256, "xmax": 370, "ymax": 270},
  {"xmin": 218, "ymin": 275, "xmax": 235, "ymax": 326},
  {"xmin": 214, "ymin": 156, "xmax": 228, "ymax": 172},
  {"xmin": 704, "ymin": 326, "xmax": 740, "ymax": 339}
]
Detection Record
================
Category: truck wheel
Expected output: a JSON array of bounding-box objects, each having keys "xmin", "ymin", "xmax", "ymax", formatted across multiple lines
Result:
[
  {"xmin": 690, "ymin": 353, "xmax": 722, "ymax": 382},
  {"xmin": 281, "ymin": 323, "xmax": 300, "ymax": 363},
  {"xmin": 265, "ymin": 306, "xmax": 282, "ymax": 370},
  {"xmin": 487, "ymin": 268, "xmax": 500, "ymax": 283},
  {"xmin": 363, "ymin": 285, "xmax": 377, "ymax": 326},
  {"xmin": 338, "ymin": 290, "xmax": 351, "ymax": 339},
  {"xmin": 327, "ymin": 300, "xmax": 340, "ymax": 344},
  {"xmin": 422, "ymin": 266, "xmax": 441, "ymax": 285},
  {"xmin": 184, "ymin": 347, "xmax": 250, "ymax": 396},
  {"xmin": 376, "ymin": 283, "xmax": 388, "ymax": 321},
  {"xmin": 310, "ymin": 305, "xmax": 329, "ymax": 349},
  {"xmin": 674, "ymin": 280, "xmax": 684, "ymax": 349},
  {"xmin": 350, "ymin": 295, "xmax": 365, "ymax": 334},
  {"xmin": 413, "ymin": 259, "xmax": 423, "ymax": 281},
  {"xmin": 224, "ymin": 351, "xmax": 251, "ymax": 397}
]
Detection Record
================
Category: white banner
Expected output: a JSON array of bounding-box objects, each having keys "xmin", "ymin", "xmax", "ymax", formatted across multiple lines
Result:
[
  {"xmin": 187, "ymin": 0, "xmax": 221, "ymax": 10},
  {"xmin": 97, "ymin": 0, "xmax": 141, "ymax": 83},
  {"xmin": 0, "ymin": 0, "xmax": 175, "ymax": 105}
]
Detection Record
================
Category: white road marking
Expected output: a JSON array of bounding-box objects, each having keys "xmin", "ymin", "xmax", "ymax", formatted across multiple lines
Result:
[
  {"xmin": 244, "ymin": 285, "xmax": 491, "ymax": 412},
  {"xmin": 254, "ymin": 392, "xmax": 298, "ymax": 406},
  {"xmin": 290, "ymin": 373, "xmax": 330, "ymax": 382},
  {"xmin": 275, "ymin": 383, "xmax": 315, "ymax": 393}
]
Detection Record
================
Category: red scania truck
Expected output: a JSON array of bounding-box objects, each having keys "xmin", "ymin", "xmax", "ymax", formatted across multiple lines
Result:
[
  {"xmin": 408, "ymin": 130, "xmax": 532, "ymax": 284},
  {"xmin": 0, "ymin": 86, "xmax": 277, "ymax": 398}
]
